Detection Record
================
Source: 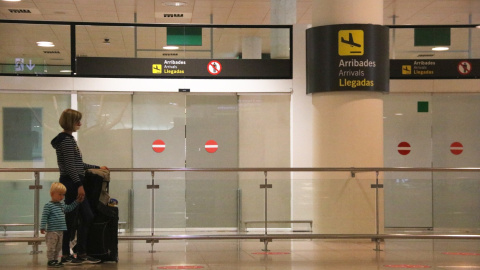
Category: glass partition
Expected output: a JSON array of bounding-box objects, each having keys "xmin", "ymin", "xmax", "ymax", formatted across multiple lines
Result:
[
  {"xmin": 390, "ymin": 27, "xmax": 480, "ymax": 59},
  {"xmin": 0, "ymin": 21, "xmax": 292, "ymax": 76},
  {"xmin": 0, "ymin": 22, "xmax": 71, "ymax": 75}
]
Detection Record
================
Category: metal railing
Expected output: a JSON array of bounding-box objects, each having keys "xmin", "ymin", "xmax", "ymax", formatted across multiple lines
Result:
[{"xmin": 1, "ymin": 167, "xmax": 480, "ymax": 254}]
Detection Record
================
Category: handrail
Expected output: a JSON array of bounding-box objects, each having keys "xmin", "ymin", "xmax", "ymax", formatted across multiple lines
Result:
[
  {"xmin": 2, "ymin": 167, "xmax": 480, "ymax": 173},
  {"xmin": 2, "ymin": 167, "xmax": 480, "ymax": 253}
]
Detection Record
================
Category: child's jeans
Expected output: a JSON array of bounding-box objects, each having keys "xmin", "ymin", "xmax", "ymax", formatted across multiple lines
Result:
[{"xmin": 46, "ymin": 231, "xmax": 63, "ymax": 261}]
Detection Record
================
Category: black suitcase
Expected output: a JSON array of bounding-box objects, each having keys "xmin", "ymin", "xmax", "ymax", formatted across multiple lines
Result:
[
  {"xmin": 84, "ymin": 169, "xmax": 119, "ymax": 262},
  {"xmin": 87, "ymin": 203, "xmax": 119, "ymax": 262}
]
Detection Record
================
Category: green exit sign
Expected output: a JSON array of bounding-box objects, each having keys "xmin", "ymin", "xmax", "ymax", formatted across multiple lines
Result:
[{"xmin": 5, "ymin": 57, "xmax": 45, "ymax": 74}]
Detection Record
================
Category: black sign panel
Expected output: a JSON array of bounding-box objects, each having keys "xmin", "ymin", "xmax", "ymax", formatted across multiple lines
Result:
[
  {"xmin": 76, "ymin": 57, "xmax": 291, "ymax": 79},
  {"xmin": 306, "ymin": 24, "xmax": 389, "ymax": 93},
  {"xmin": 390, "ymin": 59, "xmax": 479, "ymax": 79}
]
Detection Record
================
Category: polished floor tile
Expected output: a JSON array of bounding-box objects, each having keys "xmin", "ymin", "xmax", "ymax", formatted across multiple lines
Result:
[{"xmin": 1, "ymin": 238, "xmax": 480, "ymax": 269}]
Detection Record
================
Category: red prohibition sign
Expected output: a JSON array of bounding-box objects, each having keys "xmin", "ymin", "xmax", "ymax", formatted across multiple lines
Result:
[
  {"xmin": 205, "ymin": 140, "xmax": 218, "ymax": 153},
  {"xmin": 397, "ymin": 141, "xmax": 411, "ymax": 155},
  {"xmin": 152, "ymin": 139, "xmax": 166, "ymax": 153},
  {"xmin": 450, "ymin": 142, "xmax": 463, "ymax": 155},
  {"xmin": 457, "ymin": 60, "xmax": 472, "ymax": 75},
  {"xmin": 208, "ymin": 60, "xmax": 222, "ymax": 75}
]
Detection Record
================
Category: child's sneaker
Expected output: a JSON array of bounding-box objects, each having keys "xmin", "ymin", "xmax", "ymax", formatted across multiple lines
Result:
[{"xmin": 47, "ymin": 260, "xmax": 61, "ymax": 268}]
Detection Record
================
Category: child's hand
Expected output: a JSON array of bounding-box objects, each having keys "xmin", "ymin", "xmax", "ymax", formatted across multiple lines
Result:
[{"xmin": 40, "ymin": 229, "xmax": 45, "ymax": 234}]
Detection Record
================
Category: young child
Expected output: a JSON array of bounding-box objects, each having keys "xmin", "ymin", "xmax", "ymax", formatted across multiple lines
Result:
[{"xmin": 40, "ymin": 182, "xmax": 82, "ymax": 268}]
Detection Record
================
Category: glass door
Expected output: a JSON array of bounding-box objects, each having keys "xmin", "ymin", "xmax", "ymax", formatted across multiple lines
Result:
[{"xmin": 132, "ymin": 93, "xmax": 239, "ymax": 231}]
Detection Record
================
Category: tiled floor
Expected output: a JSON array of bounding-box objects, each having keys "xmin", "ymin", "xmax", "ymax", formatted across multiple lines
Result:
[{"xmin": 2, "ymin": 237, "xmax": 480, "ymax": 269}]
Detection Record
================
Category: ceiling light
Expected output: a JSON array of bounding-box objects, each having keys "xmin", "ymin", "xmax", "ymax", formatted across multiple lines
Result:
[
  {"xmin": 162, "ymin": 1, "xmax": 187, "ymax": 7},
  {"xmin": 2, "ymin": 0, "xmax": 22, "ymax": 2},
  {"xmin": 36, "ymin": 41, "xmax": 54, "ymax": 47},
  {"xmin": 60, "ymin": 70, "xmax": 72, "ymax": 73},
  {"xmin": 432, "ymin": 47, "xmax": 449, "ymax": 51},
  {"xmin": 163, "ymin": 46, "xmax": 179, "ymax": 50}
]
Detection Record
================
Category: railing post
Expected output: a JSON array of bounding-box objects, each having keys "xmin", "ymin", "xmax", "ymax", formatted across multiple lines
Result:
[
  {"xmin": 31, "ymin": 171, "xmax": 41, "ymax": 254},
  {"xmin": 374, "ymin": 170, "xmax": 382, "ymax": 251},
  {"xmin": 262, "ymin": 171, "xmax": 270, "ymax": 251},
  {"xmin": 146, "ymin": 170, "xmax": 159, "ymax": 253}
]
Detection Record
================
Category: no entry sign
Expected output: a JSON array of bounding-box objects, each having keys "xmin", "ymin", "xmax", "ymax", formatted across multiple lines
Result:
[
  {"xmin": 205, "ymin": 140, "xmax": 218, "ymax": 153},
  {"xmin": 450, "ymin": 142, "xmax": 463, "ymax": 155},
  {"xmin": 152, "ymin": 139, "xmax": 166, "ymax": 153},
  {"xmin": 397, "ymin": 142, "xmax": 411, "ymax": 155}
]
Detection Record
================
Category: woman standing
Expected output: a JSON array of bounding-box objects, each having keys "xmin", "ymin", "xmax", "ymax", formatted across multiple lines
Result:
[{"xmin": 51, "ymin": 109, "xmax": 108, "ymax": 264}]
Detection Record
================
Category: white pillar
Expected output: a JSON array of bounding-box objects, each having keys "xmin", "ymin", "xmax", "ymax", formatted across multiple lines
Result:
[{"xmin": 311, "ymin": 0, "xmax": 385, "ymax": 233}]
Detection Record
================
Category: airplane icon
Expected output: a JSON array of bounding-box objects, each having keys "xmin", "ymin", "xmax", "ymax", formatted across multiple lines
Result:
[
  {"xmin": 402, "ymin": 65, "xmax": 412, "ymax": 75},
  {"xmin": 341, "ymin": 33, "xmax": 361, "ymax": 47},
  {"xmin": 152, "ymin": 64, "xmax": 162, "ymax": 73}
]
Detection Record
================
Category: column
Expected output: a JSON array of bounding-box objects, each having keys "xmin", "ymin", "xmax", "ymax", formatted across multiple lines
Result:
[{"xmin": 310, "ymin": 0, "xmax": 386, "ymax": 233}]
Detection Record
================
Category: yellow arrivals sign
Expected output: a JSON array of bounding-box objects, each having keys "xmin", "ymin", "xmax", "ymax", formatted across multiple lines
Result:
[
  {"xmin": 152, "ymin": 64, "xmax": 162, "ymax": 74},
  {"xmin": 338, "ymin": 30, "xmax": 364, "ymax": 56}
]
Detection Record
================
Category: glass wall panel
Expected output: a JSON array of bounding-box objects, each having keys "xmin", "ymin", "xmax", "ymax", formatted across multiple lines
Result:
[
  {"xmin": 383, "ymin": 93, "xmax": 433, "ymax": 228},
  {"xmin": 238, "ymin": 95, "xmax": 291, "ymax": 229},
  {"xmin": 78, "ymin": 93, "xmax": 133, "ymax": 231},
  {"xmin": 0, "ymin": 92, "xmax": 70, "ymax": 227}
]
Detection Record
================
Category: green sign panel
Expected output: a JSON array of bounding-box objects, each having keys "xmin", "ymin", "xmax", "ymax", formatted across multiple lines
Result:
[
  {"xmin": 167, "ymin": 27, "xmax": 202, "ymax": 46},
  {"xmin": 414, "ymin": 28, "xmax": 450, "ymax": 46}
]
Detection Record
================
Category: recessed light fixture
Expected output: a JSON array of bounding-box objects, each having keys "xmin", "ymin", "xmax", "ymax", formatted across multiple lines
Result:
[
  {"xmin": 163, "ymin": 46, "xmax": 179, "ymax": 50},
  {"xmin": 432, "ymin": 46, "xmax": 449, "ymax": 51},
  {"xmin": 60, "ymin": 70, "xmax": 72, "ymax": 73},
  {"xmin": 162, "ymin": 1, "xmax": 187, "ymax": 7},
  {"xmin": 36, "ymin": 41, "xmax": 55, "ymax": 47},
  {"xmin": 2, "ymin": 0, "xmax": 22, "ymax": 2}
]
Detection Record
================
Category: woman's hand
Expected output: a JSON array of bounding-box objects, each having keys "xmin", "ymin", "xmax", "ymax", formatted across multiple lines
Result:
[
  {"xmin": 100, "ymin": 166, "xmax": 109, "ymax": 170},
  {"xmin": 77, "ymin": 186, "xmax": 85, "ymax": 201},
  {"xmin": 40, "ymin": 229, "xmax": 45, "ymax": 234}
]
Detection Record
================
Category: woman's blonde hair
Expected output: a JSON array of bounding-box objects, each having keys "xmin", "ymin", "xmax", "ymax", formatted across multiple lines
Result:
[
  {"xmin": 59, "ymin": 109, "xmax": 82, "ymax": 132},
  {"xmin": 50, "ymin": 182, "xmax": 67, "ymax": 194}
]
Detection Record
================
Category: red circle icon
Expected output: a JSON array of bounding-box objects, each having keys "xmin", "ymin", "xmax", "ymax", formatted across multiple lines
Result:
[
  {"xmin": 207, "ymin": 61, "xmax": 222, "ymax": 75},
  {"xmin": 205, "ymin": 140, "xmax": 218, "ymax": 153},
  {"xmin": 457, "ymin": 60, "xmax": 472, "ymax": 75},
  {"xmin": 397, "ymin": 142, "xmax": 411, "ymax": 155},
  {"xmin": 152, "ymin": 139, "xmax": 165, "ymax": 153},
  {"xmin": 450, "ymin": 142, "xmax": 463, "ymax": 155}
]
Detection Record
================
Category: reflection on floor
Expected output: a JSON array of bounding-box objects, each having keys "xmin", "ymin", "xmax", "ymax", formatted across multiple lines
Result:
[{"xmin": 2, "ymin": 238, "xmax": 480, "ymax": 269}]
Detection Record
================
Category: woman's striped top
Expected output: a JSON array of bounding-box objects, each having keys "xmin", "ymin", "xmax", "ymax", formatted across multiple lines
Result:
[{"xmin": 51, "ymin": 132, "xmax": 99, "ymax": 187}]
